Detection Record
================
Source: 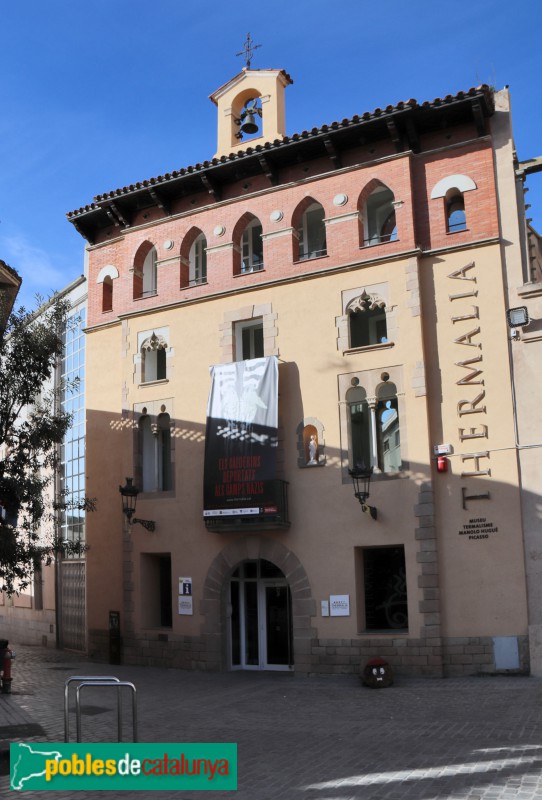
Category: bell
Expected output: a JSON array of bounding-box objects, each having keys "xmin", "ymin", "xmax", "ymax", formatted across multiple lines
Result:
[{"xmin": 240, "ymin": 113, "xmax": 259, "ymax": 135}]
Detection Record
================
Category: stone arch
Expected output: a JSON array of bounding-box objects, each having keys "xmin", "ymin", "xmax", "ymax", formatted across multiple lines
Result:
[
  {"xmin": 201, "ymin": 535, "xmax": 316, "ymax": 672},
  {"xmin": 96, "ymin": 265, "xmax": 119, "ymax": 283},
  {"xmin": 430, "ymin": 174, "xmax": 477, "ymax": 198}
]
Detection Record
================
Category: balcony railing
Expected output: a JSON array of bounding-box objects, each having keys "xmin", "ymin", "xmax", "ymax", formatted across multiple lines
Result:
[
  {"xmin": 204, "ymin": 480, "xmax": 290, "ymax": 532},
  {"xmin": 298, "ymin": 247, "xmax": 327, "ymax": 261}
]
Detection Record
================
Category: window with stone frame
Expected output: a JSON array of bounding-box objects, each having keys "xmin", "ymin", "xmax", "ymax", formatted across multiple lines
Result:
[
  {"xmin": 430, "ymin": 174, "xmax": 476, "ymax": 235},
  {"xmin": 235, "ymin": 319, "xmax": 264, "ymax": 360},
  {"xmin": 337, "ymin": 285, "xmax": 395, "ymax": 354},
  {"xmin": 219, "ymin": 304, "xmax": 278, "ymax": 363},
  {"xmin": 347, "ymin": 291, "xmax": 388, "ymax": 348},
  {"xmin": 340, "ymin": 368, "xmax": 405, "ymax": 478},
  {"xmin": 138, "ymin": 407, "xmax": 172, "ymax": 494},
  {"xmin": 141, "ymin": 332, "xmax": 168, "ymax": 383}
]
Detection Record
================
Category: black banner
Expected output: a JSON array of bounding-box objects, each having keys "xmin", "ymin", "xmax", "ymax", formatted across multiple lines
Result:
[{"xmin": 203, "ymin": 357, "xmax": 278, "ymax": 518}]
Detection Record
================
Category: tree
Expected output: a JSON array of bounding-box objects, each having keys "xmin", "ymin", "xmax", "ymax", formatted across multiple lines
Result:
[{"xmin": 0, "ymin": 296, "xmax": 87, "ymax": 595}]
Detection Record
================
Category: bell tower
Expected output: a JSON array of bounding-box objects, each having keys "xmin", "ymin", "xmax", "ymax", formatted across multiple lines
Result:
[{"xmin": 209, "ymin": 37, "xmax": 292, "ymax": 158}]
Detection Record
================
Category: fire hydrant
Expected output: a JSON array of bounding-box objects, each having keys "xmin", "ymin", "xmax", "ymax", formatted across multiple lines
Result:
[{"xmin": 0, "ymin": 640, "xmax": 14, "ymax": 694}]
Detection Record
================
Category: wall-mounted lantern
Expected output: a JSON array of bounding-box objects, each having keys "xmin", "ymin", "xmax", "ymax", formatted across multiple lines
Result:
[
  {"xmin": 119, "ymin": 478, "xmax": 156, "ymax": 532},
  {"xmin": 348, "ymin": 464, "xmax": 377, "ymax": 521}
]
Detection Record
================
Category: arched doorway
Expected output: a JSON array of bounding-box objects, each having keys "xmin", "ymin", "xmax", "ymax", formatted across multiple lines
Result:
[
  {"xmin": 230, "ymin": 559, "xmax": 293, "ymax": 671},
  {"xmin": 201, "ymin": 536, "xmax": 316, "ymax": 673}
]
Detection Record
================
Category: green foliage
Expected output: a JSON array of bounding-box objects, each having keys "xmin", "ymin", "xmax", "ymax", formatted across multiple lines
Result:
[{"xmin": 0, "ymin": 297, "xmax": 88, "ymax": 595}]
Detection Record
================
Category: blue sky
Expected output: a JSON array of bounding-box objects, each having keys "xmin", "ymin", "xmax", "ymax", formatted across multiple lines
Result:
[{"xmin": 1, "ymin": 0, "xmax": 541, "ymax": 309}]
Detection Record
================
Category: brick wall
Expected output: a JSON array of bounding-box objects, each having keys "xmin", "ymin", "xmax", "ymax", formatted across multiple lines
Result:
[{"xmin": 86, "ymin": 139, "xmax": 498, "ymax": 330}]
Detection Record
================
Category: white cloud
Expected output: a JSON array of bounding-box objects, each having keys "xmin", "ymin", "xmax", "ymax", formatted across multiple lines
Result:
[{"xmin": 0, "ymin": 230, "xmax": 65, "ymax": 311}]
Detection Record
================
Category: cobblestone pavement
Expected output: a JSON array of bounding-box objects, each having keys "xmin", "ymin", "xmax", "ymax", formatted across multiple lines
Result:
[{"xmin": 1, "ymin": 643, "xmax": 542, "ymax": 798}]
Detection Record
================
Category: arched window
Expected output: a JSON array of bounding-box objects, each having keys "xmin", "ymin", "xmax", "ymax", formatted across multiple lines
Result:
[
  {"xmin": 364, "ymin": 187, "xmax": 397, "ymax": 246},
  {"xmin": 376, "ymin": 382, "xmax": 401, "ymax": 472},
  {"xmin": 430, "ymin": 174, "xmax": 476, "ymax": 234},
  {"xmin": 189, "ymin": 234, "xmax": 207, "ymax": 285},
  {"xmin": 346, "ymin": 385, "xmax": 371, "ymax": 471},
  {"xmin": 139, "ymin": 411, "xmax": 172, "ymax": 493},
  {"xmin": 96, "ymin": 265, "xmax": 118, "ymax": 313},
  {"xmin": 241, "ymin": 218, "xmax": 264, "ymax": 273},
  {"xmin": 446, "ymin": 190, "xmax": 467, "ymax": 233},
  {"xmin": 157, "ymin": 413, "xmax": 172, "ymax": 491},
  {"xmin": 142, "ymin": 246, "xmax": 157, "ymax": 297},
  {"xmin": 140, "ymin": 414, "xmax": 156, "ymax": 493},
  {"xmin": 298, "ymin": 202, "xmax": 327, "ymax": 261},
  {"xmin": 141, "ymin": 332, "xmax": 167, "ymax": 383},
  {"xmin": 102, "ymin": 276, "xmax": 113, "ymax": 312},
  {"xmin": 346, "ymin": 380, "xmax": 401, "ymax": 473},
  {"xmin": 133, "ymin": 242, "xmax": 157, "ymax": 299},
  {"xmin": 347, "ymin": 292, "xmax": 388, "ymax": 348}
]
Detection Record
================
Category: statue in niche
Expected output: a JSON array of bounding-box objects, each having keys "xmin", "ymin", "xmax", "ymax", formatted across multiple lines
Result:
[{"xmin": 307, "ymin": 434, "xmax": 318, "ymax": 465}]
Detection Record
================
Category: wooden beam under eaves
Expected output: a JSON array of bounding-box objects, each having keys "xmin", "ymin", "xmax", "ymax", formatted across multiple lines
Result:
[
  {"xmin": 104, "ymin": 207, "xmax": 120, "ymax": 228},
  {"xmin": 404, "ymin": 116, "xmax": 420, "ymax": 153},
  {"xmin": 106, "ymin": 202, "xmax": 130, "ymax": 228},
  {"xmin": 386, "ymin": 118, "xmax": 402, "ymax": 152},
  {"xmin": 323, "ymin": 137, "xmax": 342, "ymax": 168},
  {"xmin": 257, "ymin": 155, "xmax": 278, "ymax": 185},
  {"xmin": 148, "ymin": 188, "xmax": 171, "ymax": 216},
  {"xmin": 71, "ymin": 220, "xmax": 95, "ymax": 245},
  {"xmin": 471, "ymin": 99, "xmax": 486, "ymax": 137},
  {"xmin": 200, "ymin": 174, "xmax": 221, "ymax": 201}
]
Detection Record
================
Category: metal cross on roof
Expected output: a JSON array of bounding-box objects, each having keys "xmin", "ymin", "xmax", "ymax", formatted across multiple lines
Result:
[{"xmin": 236, "ymin": 32, "xmax": 261, "ymax": 69}]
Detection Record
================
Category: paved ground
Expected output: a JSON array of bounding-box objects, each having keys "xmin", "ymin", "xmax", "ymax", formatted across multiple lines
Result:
[{"xmin": 1, "ymin": 643, "xmax": 542, "ymax": 798}]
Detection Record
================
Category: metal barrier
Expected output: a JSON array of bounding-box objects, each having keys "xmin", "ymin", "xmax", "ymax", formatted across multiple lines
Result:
[{"xmin": 64, "ymin": 676, "xmax": 137, "ymax": 743}]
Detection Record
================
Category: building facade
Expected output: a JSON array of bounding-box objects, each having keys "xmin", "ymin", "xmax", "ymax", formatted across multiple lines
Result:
[
  {"xmin": 0, "ymin": 277, "xmax": 87, "ymax": 649},
  {"xmin": 68, "ymin": 68, "xmax": 536, "ymax": 676}
]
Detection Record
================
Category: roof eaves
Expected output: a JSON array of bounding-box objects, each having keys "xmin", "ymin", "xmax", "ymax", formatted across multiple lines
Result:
[{"xmin": 66, "ymin": 85, "xmax": 494, "ymax": 220}]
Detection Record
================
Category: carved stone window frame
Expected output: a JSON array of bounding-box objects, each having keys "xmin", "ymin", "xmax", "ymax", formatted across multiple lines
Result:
[
  {"xmin": 133, "ymin": 399, "xmax": 175, "ymax": 496},
  {"xmin": 338, "ymin": 366, "xmax": 407, "ymax": 484},
  {"xmin": 336, "ymin": 283, "xmax": 397, "ymax": 354},
  {"xmin": 134, "ymin": 326, "xmax": 173, "ymax": 385}
]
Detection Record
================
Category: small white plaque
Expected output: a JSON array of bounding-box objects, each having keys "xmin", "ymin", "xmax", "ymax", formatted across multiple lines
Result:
[
  {"xmin": 163, "ymin": 239, "xmax": 174, "ymax": 250},
  {"xmin": 321, "ymin": 600, "xmax": 329, "ymax": 617},
  {"xmin": 270, "ymin": 209, "xmax": 284, "ymax": 222},
  {"xmin": 213, "ymin": 224, "xmax": 226, "ymax": 237},
  {"xmin": 179, "ymin": 577, "xmax": 192, "ymax": 596},
  {"xmin": 433, "ymin": 443, "xmax": 452, "ymax": 455},
  {"xmin": 329, "ymin": 594, "xmax": 350, "ymax": 617},
  {"xmin": 178, "ymin": 596, "xmax": 193, "ymax": 615}
]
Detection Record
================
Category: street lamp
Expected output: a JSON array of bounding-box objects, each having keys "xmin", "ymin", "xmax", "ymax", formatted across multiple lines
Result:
[
  {"xmin": 348, "ymin": 463, "xmax": 377, "ymax": 521},
  {"xmin": 119, "ymin": 478, "xmax": 156, "ymax": 532}
]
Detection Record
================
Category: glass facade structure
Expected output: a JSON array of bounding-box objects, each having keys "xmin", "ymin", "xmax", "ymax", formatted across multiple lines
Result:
[{"xmin": 58, "ymin": 306, "xmax": 86, "ymax": 551}]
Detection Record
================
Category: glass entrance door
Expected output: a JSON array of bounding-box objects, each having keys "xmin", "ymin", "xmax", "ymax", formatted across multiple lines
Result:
[{"xmin": 230, "ymin": 560, "xmax": 293, "ymax": 671}]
